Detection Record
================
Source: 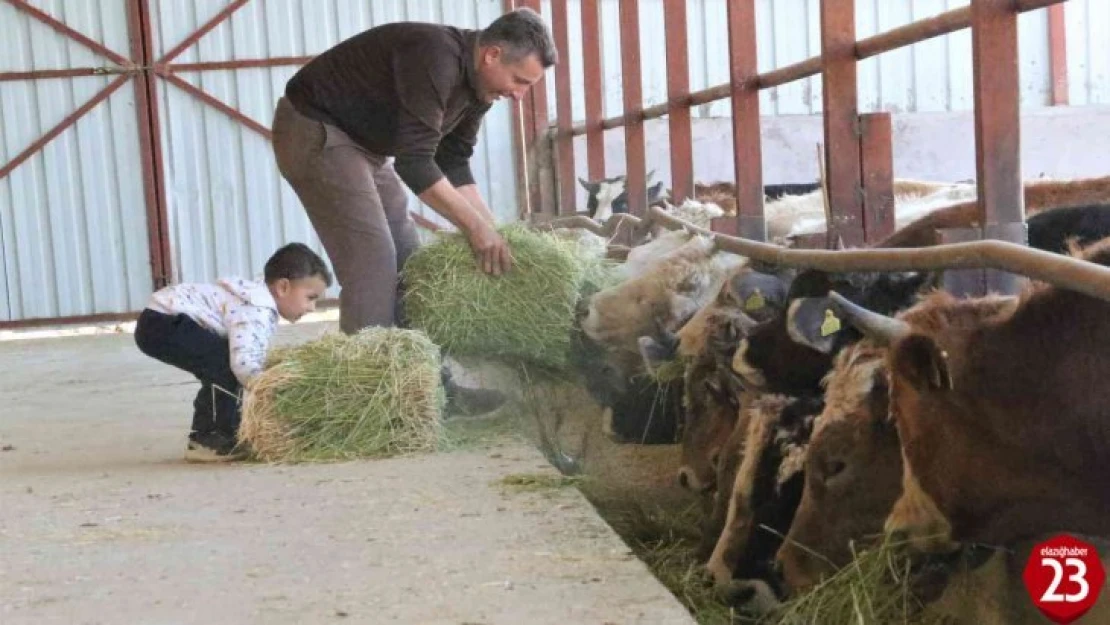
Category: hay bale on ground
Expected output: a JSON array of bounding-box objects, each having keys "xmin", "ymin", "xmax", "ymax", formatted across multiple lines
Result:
[
  {"xmin": 240, "ymin": 328, "xmax": 444, "ymax": 462},
  {"xmin": 402, "ymin": 224, "xmax": 617, "ymax": 370}
]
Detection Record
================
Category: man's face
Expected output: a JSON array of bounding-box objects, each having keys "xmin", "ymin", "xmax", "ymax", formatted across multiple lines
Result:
[{"xmin": 476, "ymin": 46, "xmax": 545, "ymax": 104}]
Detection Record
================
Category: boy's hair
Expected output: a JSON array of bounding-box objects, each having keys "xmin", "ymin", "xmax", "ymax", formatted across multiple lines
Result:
[
  {"xmin": 480, "ymin": 7, "xmax": 558, "ymax": 67},
  {"xmin": 264, "ymin": 242, "xmax": 333, "ymax": 287}
]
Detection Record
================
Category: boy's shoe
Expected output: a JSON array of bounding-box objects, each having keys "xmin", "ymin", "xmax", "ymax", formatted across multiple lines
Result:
[{"xmin": 184, "ymin": 430, "xmax": 249, "ymax": 463}]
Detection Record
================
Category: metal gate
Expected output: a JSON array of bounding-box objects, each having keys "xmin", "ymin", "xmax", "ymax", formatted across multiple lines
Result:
[
  {"xmin": 0, "ymin": 0, "xmax": 160, "ymax": 326},
  {"xmin": 1, "ymin": 0, "xmax": 517, "ymax": 327}
]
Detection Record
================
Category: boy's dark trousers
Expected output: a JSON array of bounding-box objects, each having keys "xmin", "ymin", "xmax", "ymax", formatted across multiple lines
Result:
[{"xmin": 134, "ymin": 309, "xmax": 242, "ymax": 438}]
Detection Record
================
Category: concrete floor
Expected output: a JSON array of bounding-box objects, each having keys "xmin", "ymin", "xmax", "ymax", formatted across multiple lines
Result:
[{"xmin": 0, "ymin": 317, "xmax": 696, "ymax": 625}]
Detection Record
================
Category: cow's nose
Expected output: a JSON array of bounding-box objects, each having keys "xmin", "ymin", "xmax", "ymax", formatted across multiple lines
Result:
[
  {"xmin": 771, "ymin": 558, "xmax": 785, "ymax": 581},
  {"xmin": 676, "ymin": 466, "xmax": 696, "ymax": 490}
]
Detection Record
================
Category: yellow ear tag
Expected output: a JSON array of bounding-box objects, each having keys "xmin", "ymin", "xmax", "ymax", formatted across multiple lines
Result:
[
  {"xmin": 744, "ymin": 290, "xmax": 766, "ymax": 312},
  {"xmin": 820, "ymin": 309, "xmax": 842, "ymax": 337}
]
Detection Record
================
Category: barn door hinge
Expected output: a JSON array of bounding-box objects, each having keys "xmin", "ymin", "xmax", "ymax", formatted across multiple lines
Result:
[{"xmin": 93, "ymin": 64, "xmax": 150, "ymax": 76}]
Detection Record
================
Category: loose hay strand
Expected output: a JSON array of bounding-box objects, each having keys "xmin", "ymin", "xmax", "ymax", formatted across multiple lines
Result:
[{"xmin": 240, "ymin": 328, "xmax": 445, "ymax": 462}]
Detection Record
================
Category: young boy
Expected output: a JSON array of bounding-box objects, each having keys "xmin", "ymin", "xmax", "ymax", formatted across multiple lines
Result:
[{"xmin": 134, "ymin": 242, "xmax": 332, "ymax": 463}]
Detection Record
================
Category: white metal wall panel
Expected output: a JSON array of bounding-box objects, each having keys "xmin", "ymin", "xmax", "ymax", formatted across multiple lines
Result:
[
  {"xmin": 0, "ymin": 0, "xmax": 153, "ymax": 322},
  {"xmin": 151, "ymin": 0, "xmax": 517, "ymax": 288},
  {"xmin": 543, "ymin": 0, "xmax": 1059, "ymax": 123},
  {"xmin": 1066, "ymin": 0, "xmax": 1110, "ymax": 107}
]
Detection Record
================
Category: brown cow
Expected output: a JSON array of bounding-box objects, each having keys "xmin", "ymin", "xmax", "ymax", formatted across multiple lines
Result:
[
  {"xmin": 775, "ymin": 342, "xmax": 902, "ymax": 592},
  {"xmin": 706, "ymin": 393, "xmax": 822, "ymax": 593},
  {"xmin": 828, "ymin": 238, "xmax": 1110, "ymax": 553},
  {"xmin": 876, "ymin": 174, "xmax": 1110, "ymax": 248}
]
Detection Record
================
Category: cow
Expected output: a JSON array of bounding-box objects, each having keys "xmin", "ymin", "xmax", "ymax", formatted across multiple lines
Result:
[
  {"xmin": 636, "ymin": 264, "xmax": 794, "ymax": 494},
  {"xmin": 578, "ymin": 174, "xmax": 822, "ymax": 224},
  {"xmin": 875, "ymin": 176, "xmax": 1110, "ymax": 249},
  {"xmin": 733, "ymin": 202, "xmax": 1110, "ymax": 398},
  {"xmin": 704, "ymin": 393, "xmax": 823, "ymax": 600},
  {"xmin": 824, "ymin": 237, "xmax": 1110, "ymax": 554},
  {"xmin": 773, "ymin": 341, "xmax": 899, "ymax": 592},
  {"xmin": 572, "ymin": 232, "xmax": 743, "ymax": 445},
  {"xmin": 578, "ymin": 172, "xmax": 667, "ymax": 221},
  {"xmin": 581, "ymin": 233, "xmax": 744, "ymax": 382},
  {"xmin": 730, "ymin": 268, "xmax": 933, "ymax": 396}
]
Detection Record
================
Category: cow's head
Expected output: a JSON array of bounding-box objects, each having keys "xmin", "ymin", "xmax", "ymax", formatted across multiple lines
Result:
[
  {"xmin": 731, "ymin": 268, "xmax": 933, "ymax": 396},
  {"xmin": 580, "ymin": 171, "xmax": 667, "ymax": 221},
  {"xmin": 705, "ymin": 393, "xmax": 822, "ymax": 595},
  {"xmin": 775, "ymin": 343, "xmax": 903, "ymax": 593},
  {"xmin": 581, "ymin": 234, "xmax": 742, "ymax": 378},
  {"xmin": 675, "ymin": 311, "xmax": 757, "ymax": 496}
]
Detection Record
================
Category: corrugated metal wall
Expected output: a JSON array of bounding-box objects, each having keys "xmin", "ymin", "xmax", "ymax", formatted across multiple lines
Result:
[
  {"xmin": 0, "ymin": 0, "xmax": 153, "ymax": 322},
  {"xmin": 1065, "ymin": 0, "xmax": 1110, "ymax": 107},
  {"xmin": 152, "ymin": 0, "xmax": 517, "ymax": 289},
  {"xmin": 541, "ymin": 0, "xmax": 1066, "ymax": 121}
]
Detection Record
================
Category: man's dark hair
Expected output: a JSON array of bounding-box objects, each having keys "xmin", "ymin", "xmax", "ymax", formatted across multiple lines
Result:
[
  {"xmin": 480, "ymin": 7, "xmax": 558, "ymax": 67},
  {"xmin": 264, "ymin": 242, "xmax": 333, "ymax": 287}
]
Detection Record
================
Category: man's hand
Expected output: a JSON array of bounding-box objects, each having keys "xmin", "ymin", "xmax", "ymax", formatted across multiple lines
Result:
[
  {"xmin": 416, "ymin": 178, "xmax": 512, "ymax": 276},
  {"xmin": 465, "ymin": 219, "xmax": 513, "ymax": 276}
]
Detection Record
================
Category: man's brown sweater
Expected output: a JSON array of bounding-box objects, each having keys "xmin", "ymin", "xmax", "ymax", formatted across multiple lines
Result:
[{"xmin": 285, "ymin": 22, "xmax": 492, "ymax": 195}]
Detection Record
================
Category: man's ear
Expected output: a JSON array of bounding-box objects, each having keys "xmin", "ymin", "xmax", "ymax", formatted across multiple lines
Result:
[{"xmin": 891, "ymin": 334, "xmax": 953, "ymax": 392}]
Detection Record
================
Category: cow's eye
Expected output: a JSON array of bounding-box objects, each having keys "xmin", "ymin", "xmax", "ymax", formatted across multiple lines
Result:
[{"xmin": 824, "ymin": 460, "xmax": 847, "ymax": 483}]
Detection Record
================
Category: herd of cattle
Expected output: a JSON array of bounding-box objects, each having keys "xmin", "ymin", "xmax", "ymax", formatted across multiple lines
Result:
[{"xmin": 554, "ymin": 173, "xmax": 1110, "ymax": 616}]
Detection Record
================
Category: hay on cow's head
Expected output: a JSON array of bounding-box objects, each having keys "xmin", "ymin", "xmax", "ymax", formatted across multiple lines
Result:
[
  {"xmin": 401, "ymin": 224, "xmax": 618, "ymax": 370},
  {"xmin": 239, "ymin": 328, "xmax": 444, "ymax": 462}
]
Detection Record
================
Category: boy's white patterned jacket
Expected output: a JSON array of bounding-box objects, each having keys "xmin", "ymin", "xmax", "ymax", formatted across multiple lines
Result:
[{"xmin": 146, "ymin": 277, "xmax": 279, "ymax": 387}]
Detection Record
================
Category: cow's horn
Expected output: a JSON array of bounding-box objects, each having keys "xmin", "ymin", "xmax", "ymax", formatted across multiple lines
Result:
[{"xmin": 827, "ymin": 291, "xmax": 910, "ymax": 346}]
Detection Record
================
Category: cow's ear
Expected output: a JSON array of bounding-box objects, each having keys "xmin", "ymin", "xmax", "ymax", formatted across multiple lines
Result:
[
  {"xmin": 891, "ymin": 334, "xmax": 952, "ymax": 392},
  {"xmin": 785, "ymin": 296, "xmax": 841, "ymax": 354},
  {"xmin": 578, "ymin": 177, "xmax": 600, "ymax": 194}
]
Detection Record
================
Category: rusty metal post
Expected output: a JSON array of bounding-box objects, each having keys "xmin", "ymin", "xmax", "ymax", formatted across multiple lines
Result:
[
  {"xmin": 860, "ymin": 112, "xmax": 895, "ymax": 244},
  {"xmin": 1048, "ymin": 3, "xmax": 1069, "ymax": 105},
  {"xmin": 618, "ymin": 0, "xmax": 647, "ymax": 215},
  {"xmin": 820, "ymin": 0, "xmax": 865, "ymax": 248},
  {"xmin": 518, "ymin": 0, "xmax": 549, "ymax": 217},
  {"xmin": 581, "ymin": 0, "xmax": 606, "ymax": 181},
  {"xmin": 939, "ymin": 228, "xmax": 987, "ymax": 296},
  {"xmin": 664, "ymin": 0, "xmax": 693, "ymax": 204},
  {"xmin": 551, "ymin": 0, "xmax": 577, "ymax": 215},
  {"xmin": 973, "ymin": 0, "xmax": 1026, "ymax": 295},
  {"xmin": 502, "ymin": 0, "xmax": 530, "ymax": 218},
  {"xmin": 129, "ymin": 0, "xmax": 172, "ymax": 288},
  {"xmin": 727, "ymin": 0, "xmax": 766, "ymax": 241}
]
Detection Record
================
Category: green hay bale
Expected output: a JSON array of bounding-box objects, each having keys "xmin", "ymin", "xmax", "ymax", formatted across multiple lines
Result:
[
  {"xmin": 767, "ymin": 537, "xmax": 946, "ymax": 625},
  {"xmin": 402, "ymin": 224, "xmax": 606, "ymax": 370},
  {"xmin": 240, "ymin": 328, "xmax": 445, "ymax": 462}
]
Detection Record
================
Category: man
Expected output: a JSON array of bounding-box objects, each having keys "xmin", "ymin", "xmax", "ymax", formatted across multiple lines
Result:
[
  {"xmin": 272, "ymin": 7, "xmax": 556, "ymax": 334},
  {"xmin": 272, "ymin": 8, "xmax": 557, "ymax": 415}
]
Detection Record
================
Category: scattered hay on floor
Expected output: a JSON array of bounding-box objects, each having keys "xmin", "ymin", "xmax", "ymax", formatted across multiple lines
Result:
[
  {"xmin": 767, "ymin": 537, "xmax": 946, "ymax": 625},
  {"xmin": 499, "ymin": 472, "xmax": 585, "ymax": 493},
  {"xmin": 401, "ymin": 224, "xmax": 617, "ymax": 370},
  {"xmin": 583, "ymin": 494, "xmax": 734, "ymax": 625},
  {"xmin": 239, "ymin": 328, "xmax": 444, "ymax": 462}
]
